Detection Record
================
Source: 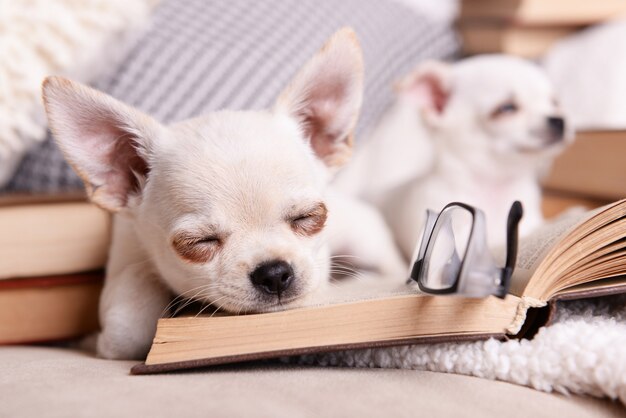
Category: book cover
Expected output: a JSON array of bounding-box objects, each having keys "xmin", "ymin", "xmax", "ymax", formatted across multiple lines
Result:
[
  {"xmin": 459, "ymin": 0, "xmax": 626, "ymax": 26},
  {"xmin": 0, "ymin": 201, "xmax": 111, "ymax": 279},
  {"xmin": 543, "ymin": 130, "xmax": 626, "ymax": 200},
  {"xmin": 0, "ymin": 271, "xmax": 103, "ymax": 344}
]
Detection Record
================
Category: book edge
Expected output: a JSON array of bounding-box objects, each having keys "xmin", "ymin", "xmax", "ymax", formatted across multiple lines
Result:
[
  {"xmin": 0, "ymin": 277, "xmax": 102, "ymax": 344},
  {"xmin": 0, "ymin": 192, "xmax": 87, "ymax": 207},
  {"xmin": 130, "ymin": 332, "xmax": 504, "ymax": 375},
  {"xmin": 0, "ymin": 271, "xmax": 104, "ymax": 290},
  {"xmin": 514, "ymin": 280, "xmax": 626, "ymax": 340}
]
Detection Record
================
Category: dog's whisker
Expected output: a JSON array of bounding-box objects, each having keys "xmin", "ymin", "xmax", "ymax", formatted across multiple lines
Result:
[
  {"xmin": 329, "ymin": 266, "xmax": 360, "ymax": 273},
  {"xmin": 235, "ymin": 298, "xmax": 250, "ymax": 316},
  {"xmin": 329, "ymin": 254, "xmax": 367, "ymax": 260},
  {"xmin": 329, "ymin": 271, "xmax": 361, "ymax": 277},
  {"xmin": 161, "ymin": 283, "xmax": 218, "ymax": 316},
  {"xmin": 330, "ymin": 271, "xmax": 363, "ymax": 279},
  {"xmin": 170, "ymin": 298, "xmax": 195, "ymax": 318},
  {"xmin": 210, "ymin": 298, "xmax": 231, "ymax": 318},
  {"xmin": 329, "ymin": 270, "xmax": 367, "ymax": 282},
  {"xmin": 194, "ymin": 295, "xmax": 228, "ymax": 318},
  {"xmin": 171, "ymin": 286, "xmax": 219, "ymax": 317},
  {"xmin": 328, "ymin": 266, "xmax": 361, "ymax": 275}
]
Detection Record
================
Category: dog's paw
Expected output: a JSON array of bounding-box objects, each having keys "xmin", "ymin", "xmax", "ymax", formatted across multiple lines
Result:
[{"xmin": 96, "ymin": 328, "xmax": 152, "ymax": 360}]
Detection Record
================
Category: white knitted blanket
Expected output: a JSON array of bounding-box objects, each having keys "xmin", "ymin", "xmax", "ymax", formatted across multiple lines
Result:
[
  {"xmin": 0, "ymin": 0, "xmax": 154, "ymax": 185},
  {"xmin": 293, "ymin": 295, "xmax": 626, "ymax": 406}
]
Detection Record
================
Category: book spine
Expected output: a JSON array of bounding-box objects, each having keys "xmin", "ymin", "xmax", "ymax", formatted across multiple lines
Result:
[
  {"xmin": 0, "ymin": 271, "xmax": 104, "ymax": 290},
  {"xmin": 506, "ymin": 296, "xmax": 546, "ymax": 335}
]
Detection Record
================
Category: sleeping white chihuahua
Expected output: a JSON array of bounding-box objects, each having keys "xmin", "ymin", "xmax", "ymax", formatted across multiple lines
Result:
[
  {"xmin": 352, "ymin": 55, "xmax": 573, "ymax": 260},
  {"xmin": 42, "ymin": 29, "xmax": 406, "ymax": 360}
]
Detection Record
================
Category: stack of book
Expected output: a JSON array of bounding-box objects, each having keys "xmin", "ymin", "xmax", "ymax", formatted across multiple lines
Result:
[
  {"xmin": 0, "ymin": 195, "xmax": 110, "ymax": 344},
  {"xmin": 542, "ymin": 130, "xmax": 626, "ymax": 214},
  {"xmin": 457, "ymin": 0, "xmax": 626, "ymax": 57}
]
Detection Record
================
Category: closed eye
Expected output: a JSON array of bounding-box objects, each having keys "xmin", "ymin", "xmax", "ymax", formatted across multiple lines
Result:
[
  {"xmin": 289, "ymin": 203, "xmax": 328, "ymax": 236},
  {"xmin": 172, "ymin": 233, "xmax": 221, "ymax": 263},
  {"xmin": 292, "ymin": 214, "xmax": 312, "ymax": 223},
  {"xmin": 196, "ymin": 236, "xmax": 220, "ymax": 244},
  {"xmin": 491, "ymin": 101, "xmax": 519, "ymax": 118}
]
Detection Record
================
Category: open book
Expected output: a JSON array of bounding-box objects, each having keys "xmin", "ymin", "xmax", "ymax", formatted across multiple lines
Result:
[{"xmin": 132, "ymin": 200, "xmax": 626, "ymax": 374}]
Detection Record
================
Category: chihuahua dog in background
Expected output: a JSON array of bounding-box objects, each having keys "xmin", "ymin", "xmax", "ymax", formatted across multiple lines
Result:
[
  {"xmin": 373, "ymin": 55, "xmax": 574, "ymax": 260},
  {"xmin": 42, "ymin": 28, "xmax": 406, "ymax": 360}
]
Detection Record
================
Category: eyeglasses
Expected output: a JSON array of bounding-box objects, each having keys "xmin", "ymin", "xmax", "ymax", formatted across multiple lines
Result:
[{"xmin": 409, "ymin": 201, "xmax": 523, "ymax": 298}]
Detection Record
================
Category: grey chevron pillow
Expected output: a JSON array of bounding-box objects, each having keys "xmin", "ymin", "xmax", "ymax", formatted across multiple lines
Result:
[{"xmin": 4, "ymin": 0, "xmax": 458, "ymax": 194}]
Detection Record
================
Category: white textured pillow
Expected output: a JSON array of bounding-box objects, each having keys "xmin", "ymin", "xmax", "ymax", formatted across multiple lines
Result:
[{"xmin": 0, "ymin": 0, "xmax": 156, "ymax": 186}]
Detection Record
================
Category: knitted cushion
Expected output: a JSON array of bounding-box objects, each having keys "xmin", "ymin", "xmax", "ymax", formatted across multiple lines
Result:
[{"xmin": 3, "ymin": 0, "xmax": 458, "ymax": 194}]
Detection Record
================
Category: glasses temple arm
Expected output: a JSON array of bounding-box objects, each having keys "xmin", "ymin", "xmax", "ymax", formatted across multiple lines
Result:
[
  {"xmin": 501, "ymin": 201, "xmax": 524, "ymax": 294},
  {"xmin": 409, "ymin": 209, "xmax": 439, "ymax": 283}
]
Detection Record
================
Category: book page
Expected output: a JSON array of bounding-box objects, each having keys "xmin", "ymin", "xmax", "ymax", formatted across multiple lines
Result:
[
  {"xmin": 508, "ymin": 208, "xmax": 589, "ymax": 296},
  {"xmin": 296, "ymin": 279, "xmax": 420, "ymax": 308},
  {"xmin": 167, "ymin": 279, "xmax": 420, "ymax": 319}
]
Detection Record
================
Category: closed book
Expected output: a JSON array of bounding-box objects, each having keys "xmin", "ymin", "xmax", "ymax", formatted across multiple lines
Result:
[
  {"xmin": 0, "ymin": 200, "xmax": 111, "ymax": 279},
  {"xmin": 543, "ymin": 130, "xmax": 626, "ymax": 200},
  {"xmin": 459, "ymin": 0, "xmax": 626, "ymax": 26},
  {"xmin": 457, "ymin": 23, "xmax": 577, "ymax": 58},
  {"xmin": 0, "ymin": 272, "xmax": 103, "ymax": 344}
]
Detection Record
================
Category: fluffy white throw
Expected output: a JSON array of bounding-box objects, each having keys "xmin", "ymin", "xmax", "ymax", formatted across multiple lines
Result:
[
  {"xmin": 294, "ymin": 295, "xmax": 626, "ymax": 406},
  {"xmin": 0, "ymin": 0, "xmax": 155, "ymax": 186}
]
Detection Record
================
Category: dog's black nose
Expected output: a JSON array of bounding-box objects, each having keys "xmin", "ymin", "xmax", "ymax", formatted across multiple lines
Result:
[
  {"xmin": 547, "ymin": 116, "xmax": 565, "ymax": 139},
  {"xmin": 250, "ymin": 260, "xmax": 294, "ymax": 295}
]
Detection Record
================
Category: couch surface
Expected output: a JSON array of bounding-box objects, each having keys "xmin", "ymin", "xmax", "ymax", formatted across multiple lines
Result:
[{"xmin": 1, "ymin": 346, "xmax": 623, "ymax": 417}]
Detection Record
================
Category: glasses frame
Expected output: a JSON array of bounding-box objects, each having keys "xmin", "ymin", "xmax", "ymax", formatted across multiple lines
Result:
[{"xmin": 409, "ymin": 201, "xmax": 523, "ymax": 299}]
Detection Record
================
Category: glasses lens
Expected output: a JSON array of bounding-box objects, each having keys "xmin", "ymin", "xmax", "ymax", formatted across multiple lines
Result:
[{"xmin": 421, "ymin": 206, "xmax": 473, "ymax": 291}]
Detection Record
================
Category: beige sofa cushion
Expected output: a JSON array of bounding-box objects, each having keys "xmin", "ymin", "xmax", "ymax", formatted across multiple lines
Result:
[{"xmin": 0, "ymin": 346, "xmax": 622, "ymax": 417}]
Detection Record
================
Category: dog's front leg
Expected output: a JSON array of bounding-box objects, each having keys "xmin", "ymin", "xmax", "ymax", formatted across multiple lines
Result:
[
  {"xmin": 96, "ymin": 263, "xmax": 171, "ymax": 360},
  {"xmin": 325, "ymin": 188, "xmax": 408, "ymax": 281},
  {"xmin": 95, "ymin": 216, "xmax": 172, "ymax": 360},
  {"xmin": 96, "ymin": 262, "xmax": 171, "ymax": 360}
]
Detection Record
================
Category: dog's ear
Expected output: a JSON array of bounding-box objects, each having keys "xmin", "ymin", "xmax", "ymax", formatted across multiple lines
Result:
[
  {"xmin": 395, "ymin": 61, "xmax": 451, "ymax": 125},
  {"xmin": 42, "ymin": 77, "xmax": 163, "ymax": 212},
  {"xmin": 275, "ymin": 27, "xmax": 364, "ymax": 169}
]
